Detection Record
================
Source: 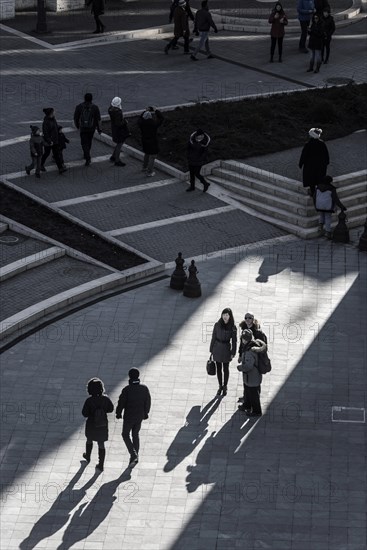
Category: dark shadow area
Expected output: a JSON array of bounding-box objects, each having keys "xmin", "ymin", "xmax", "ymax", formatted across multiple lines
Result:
[
  {"xmin": 19, "ymin": 462, "xmax": 100, "ymax": 550},
  {"xmin": 164, "ymin": 397, "xmax": 222, "ymax": 472},
  {"xmin": 57, "ymin": 468, "xmax": 132, "ymax": 549}
]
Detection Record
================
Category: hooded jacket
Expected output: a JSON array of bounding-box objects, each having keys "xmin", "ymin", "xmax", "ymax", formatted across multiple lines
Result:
[
  {"xmin": 314, "ymin": 181, "xmax": 346, "ymax": 213},
  {"xmin": 29, "ymin": 133, "xmax": 45, "ymax": 157},
  {"xmin": 239, "ymin": 339, "xmax": 267, "ymax": 387},
  {"xmin": 187, "ymin": 131, "xmax": 210, "ymax": 166}
]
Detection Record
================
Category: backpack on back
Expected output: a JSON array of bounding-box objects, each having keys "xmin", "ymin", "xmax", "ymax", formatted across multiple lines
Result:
[
  {"xmin": 256, "ymin": 348, "xmax": 272, "ymax": 374},
  {"xmin": 94, "ymin": 407, "xmax": 107, "ymax": 428},
  {"xmin": 79, "ymin": 104, "xmax": 94, "ymax": 130}
]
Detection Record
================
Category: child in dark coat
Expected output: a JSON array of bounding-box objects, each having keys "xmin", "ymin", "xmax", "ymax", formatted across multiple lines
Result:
[
  {"xmin": 57, "ymin": 126, "xmax": 69, "ymax": 168},
  {"xmin": 25, "ymin": 125, "xmax": 45, "ymax": 179},
  {"xmin": 314, "ymin": 175, "xmax": 346, "ymax": 239}
]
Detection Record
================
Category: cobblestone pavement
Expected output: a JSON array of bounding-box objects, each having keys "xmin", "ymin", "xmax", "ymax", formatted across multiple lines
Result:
[
  {"xmin": 0, "ymin": 8, "xmax": 366, "ymax": 550},
  {"xmin": 0, "ymin": 230, "xmax": 50, "ymax": 268}
]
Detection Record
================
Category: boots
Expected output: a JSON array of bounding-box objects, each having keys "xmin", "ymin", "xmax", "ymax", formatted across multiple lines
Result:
[
  {"xmin": 217, "ymin": 385, "xmax": 223, "ymax": 396},
  {"xmin": 96, "ymin": 448, "xmax": 105, "ymax": 472},
  {"xmin": 83, "ymin": 443, "xmax": 92, "ymax": 463},
  {"xmin": 222, "ymin": 385, "xmax": 227, "ymax": 397},
  {"xmin": 314, "ymin": 62, "xmax": 321, "ymax": 73},
  {"xmin": 306, "ymin": 62, "xmax": 314, "ymax": 72}
]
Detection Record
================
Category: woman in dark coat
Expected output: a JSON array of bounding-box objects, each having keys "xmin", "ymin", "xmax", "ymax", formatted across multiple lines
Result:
[
  {"xmin": 268, "ymin": 2, "xmax": 288, "ymax": 63},
  {"xmin": 210, "ymin": 308, "xmax": 237, "ymax": 397},
  {"xmin": 108, "ymin": 96, "xmax": 130, "ymax": 167},
  {"xmin": 299, "ymin": 127, "xmax": 329, "ymax": 195},
  {"xmin": 82, "ymin": 378, "xmax": 114, "ymax": 471},
  {"xmin": 87, "ymin": 0, "xmax": 105, "ymax": 34},
  {"xmin": 138, "ymin": 107, "xmax": 164, "ymax": 176},
  {"xmin": 307, "ymin": 12, "xmax": 325, "ymax": 73}
]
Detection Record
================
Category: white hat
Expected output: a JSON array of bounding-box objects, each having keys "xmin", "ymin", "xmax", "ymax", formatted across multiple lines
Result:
[
  {"xmin": 178, "ymin": 0, "xmax": 186, "ymax": 5},
  {"xmin": 309, "ymin": 128, "xmax": 322, "ymax": 139},
  {"xmin": 111, "ymin": 97, "xmax": 122, "ymax": 108},
  {"xmin": 142, "ymin": 111, "xmax": 153, "ymax": 120}
]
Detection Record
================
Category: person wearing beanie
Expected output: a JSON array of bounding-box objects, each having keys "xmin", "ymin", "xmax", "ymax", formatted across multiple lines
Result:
[
  {"xmin": 237, "ymin": 330, "xmax": 267, "ymax": 417},
  {"xmin": 164, "ymin": 0, "xmax": 191, "ymax": 54},
  {"xmin": 116, "ymin": 369, "xmax": 151, "ymax": 466},
  {"xmin": 186, "ymin": 129, "xmax": 211, "ymax": 192},
  {"xmin": 25, "ymin": 126, "xmax": 46, "ymax": 179},
  {"xmin": 321, "ymin": 6, "xmax": 335, "ymax": 63},
  {"xmin": 108, "ymin": 97, "xmax": 130, "ymax": 167},
  {"xmin": 313, "ymin": 175, "xmax": 347, "ymax": 239},
  {"xmin": 87, "ymin": 0, "xmax": 105, "ymax": 34},
  {"xmin": 238, "ymin": 312, "xmax": 267, "ymax": 360},
  {"xmin": 73, "ymin": 93, "xmax": 102, "ymax": 166},
  {"xmin": 210, "ymin": 308, "xmax": 237, "ymax": 397},
  {"xmin": 190, "ymin": 1, "xmax": 218, "ymax": 61},
  {"xmin": 40, "ymin": 108, "xmax": 67, "ymax": 174},
  {"xmin": 299, "ymin": 127, "xmax": 329, "ymax": 196},
  {"xmin": 137, "ymin": 106, "xmax": 164, "ymax": 176},
  {"xmin": 268, "ymin": 2, "xmax": 288, "ymax": 63},
  {"xmin": 82, "ymin": 378, "xmax": 114, "ymax": 471}
]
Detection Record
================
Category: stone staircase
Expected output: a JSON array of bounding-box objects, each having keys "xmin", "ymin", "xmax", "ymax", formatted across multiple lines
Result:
[
  {"xmin": 212, "ymin": 0, "xmax": 364, "ymax": 33},
  {"xmin": 208, "ymin": 160, "xmax": 367, "ymax": 239}
]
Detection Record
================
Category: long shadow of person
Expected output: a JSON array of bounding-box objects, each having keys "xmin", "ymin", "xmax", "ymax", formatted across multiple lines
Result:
[
  {"xmin": 20, "ymin": 462, "xmax": 100, "ymax": 550},
  {"xmin": 185, "ymin": 409, "xmax": 256, "ymax": 494},
  {"xmin": 58, "ymin": 468, "xmax": 132, "ymax": 550},
  {"xmin": 163, "ymin": 397, "xmax": 222, "ymax": 473}
]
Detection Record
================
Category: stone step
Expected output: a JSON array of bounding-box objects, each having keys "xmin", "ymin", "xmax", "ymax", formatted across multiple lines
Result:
[
  {"xmin": 0, "ymin": 223, "xmax": 8, "ymax": 234},
  {"xmin": 0, "ymin": 246, "xmax": 65, "ymax": 282},
  {"xmin": 220, "ymin": 160, "xmax": 305, "ymax": 192}
]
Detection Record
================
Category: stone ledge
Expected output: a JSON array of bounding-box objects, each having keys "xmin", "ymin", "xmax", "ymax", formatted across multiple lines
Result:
[{"xmin": 0, "ymin": 246, "xmax": 65, "ymax": 282}]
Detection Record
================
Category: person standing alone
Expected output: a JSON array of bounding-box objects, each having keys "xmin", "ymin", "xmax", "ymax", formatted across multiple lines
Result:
[
  {"xmin": 268, "ymin": 2, "xmax": 288, "ymax": 62},
  {"xmin": 74, "ymin": 93, "xmax": 102, "ymax": 166}
]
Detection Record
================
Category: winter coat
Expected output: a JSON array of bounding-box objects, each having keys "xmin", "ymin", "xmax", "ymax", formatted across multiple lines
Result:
[
  {"xmin": 87, "ymin": 0, "xmax": 104, "ymax": 16},
  {"xmin": 108, "ymin": 106, "xmax": 130, "ymax": 144},
  {"xmin": 314, "ymin": 181, "xmax": 346, "ymax": 213},
  {"xmin": 116, "ymin": 381, "xmax": 151, "ymax": 423},
  {"xmin": 58, "ymin": 132, "xmax": 69, "ymax": 151},
  {"xmin": 269, "ymin": 10, "xmax": 288, "ymax": 38},
  {"xmin": 169, "ymin": 0, "xmax": 194, "ymax": 23},
  {"xmin": 239, "ymin": 339, "xmax": 267, "ymax": 387},
  {"xmin": 73, "ymin": 101, "xmax": 101, "ymax": 132},
  {"xmin": 322, "ymin": 14, "xmax": 335, "ymax": 39},
  {"xmin": 82, "ymin": 394, "xmax": 114, "ymax": 442},
  {"xmin": 194, "ymin": 7, "xmax": 217, "ymax": 33},
  {"xmin": 314, "ymin": 0, "xmax": 329, "ymax": 14},
  {"xmin": 299, "ymin": 138, "xmax": 329, "ymax": 188},
  {"xmin": 308, "ymin": 19, "xmax": 325, "ymax": 50},
  {"xmin": 187, "ymin": 132, "xmax": 210, "ymax": 166},
  {"xmin": 297, "ymin": 0, "xmax": 314, "ymax": 21},
  {"xmin": 238, "ymin": 322, "xmax": 267, "ymax": 357},
  {"xmin": 29, "ymin": 135, "xmax": 45, "ymax": 157},
  {"xmin": 210, "ymin": 321, "xmax": 237, "ymax": 363},
  {"xmin": 173, "ymin": 5, "xmax": 190, "ymax": 37},
  {"xmin": 42, "ymin": 116, "xmax": 59, "ymax": 146},
  {"xmin": 138, "ymin": 110, "xmax": 164, "ymax": 155}
]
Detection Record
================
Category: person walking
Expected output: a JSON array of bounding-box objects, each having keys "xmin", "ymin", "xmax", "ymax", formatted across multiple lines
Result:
[
  {"xmin": 82, "ymin": 378, "xmax": 114, "ymax": 472},
  {"xmin": 87, "ymin": 0, "xmax": 105, "ymax": 34},
  {"xmin": 210, "ymin": 308, "xmax": 237, "ymax": 397},
  {"xmin": 299, "ymin": 128, "xmax": 329, "ymax": 196},
  {"xmin": 190, "ymin": 1, "xmax": 218, "ymax": 61},
  {"xmin": 73, "ymin": 93, "xmax": 102, "ymax": 166},
  {"xmin": 297, "ymin": 0, "xmax": 314, "ymax": 53},
  {"xmin": 186, "ymin": 129, "xmax": 211, "ymax": 192},
  {"xmin": 40, "ymin": 108, "xmax": 66, "ymax": 174},
  {"xmin": 268, "ymin": 2, "xmax": 288, "ymax": 62},
  {"xmin": 238, "ymin": 312, "xmax": 267, "ymax": 358},
  {"xmin": 138, "ymin": 107, "xmax": 164, "ymax": 176},
  {"xmin": 237, "ymin": 330, "xmax": 267, "ymax": 417},
  {"xmin": 25, "ymin": 125, "xmax": 45, "ymax": 179},
  {"xmin": 164, "ymin": 0, "xmax": 190, "ymax": 54},
  {"xmin": 314, "ymin": 175, "xmax": 347, "ymax": 239},
  {"xmin": 115, "ymin": 368, "xmax": 151, "ymax": 466},
  {"xmin": 321, "ymin": 6, "xmax": 335, "ymax": 63},
  {"xmin": 108, "ymin": 97, "xmax": 130, "ymax": 167},
  {"xmin": 307, "ymin": 12, "xmax": 325, "ymax": 73}
]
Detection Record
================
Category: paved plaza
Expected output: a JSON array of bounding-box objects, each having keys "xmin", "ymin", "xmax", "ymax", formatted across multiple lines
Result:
[{"xmin": 0, "ymin": 4, "xmax": 366, "ymax": 550}]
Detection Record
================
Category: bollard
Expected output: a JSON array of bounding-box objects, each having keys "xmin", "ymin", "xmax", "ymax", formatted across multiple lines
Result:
[
  {"xmin": 170, "ymin": 252, "xmax": 187, "ymax": 290},
  {"xmin": 358, "ymin": 218, "xmax": 367, "ymax": 251},
  {"xmin": 332, "ymin": 211, "xmax": 350, "ymax": 244},
  {"xmin": 183, "ymin": 260, "xmax": 202, "ymax": 298}
]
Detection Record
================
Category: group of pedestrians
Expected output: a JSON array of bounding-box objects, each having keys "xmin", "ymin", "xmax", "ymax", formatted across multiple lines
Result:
[{"xmin": 209, "ymin": 309, "xmax": 268, "ymax": 417}]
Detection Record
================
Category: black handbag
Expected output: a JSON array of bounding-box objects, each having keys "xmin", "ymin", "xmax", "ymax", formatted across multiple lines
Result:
[{"xmin": 206, "ymin": 355, "xmax": 216, "ymax": 376}]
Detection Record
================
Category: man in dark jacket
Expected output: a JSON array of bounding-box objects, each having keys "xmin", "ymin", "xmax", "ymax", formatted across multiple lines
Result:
[
  {"xmin": 87, "ymin": 0, "xmax": 105, "ymax": 34},
  {"xmin": 73, "ymin": 93, "xmax": 102, "ymax": 166},
  {"xmin": 190, "ymin": 1, "xmax": 218, "ymax": 61},
  {"xmin": 299, "ymin": 127, "xmax": 329, "ymax": 196},
  {"xmin": 187, "ymin": 129, "xmax": 211, "ymax": 192},
  {"xmin": 165, "ymin": 0, "xmax": 190, "ymax": 54},
  {"xmin": 297, "ymin": 0, "xmax": 314, "ymax": 52},
  {"xmin": 40, "ymin": 108, "xmax": 66, "ymax": 174},
  {"xmin": 138, "ymin": 107, "xmax": 164, "ymax": 176},
  {"xmin": 116, "ymin": 368, "xmax": 151, "ymax": 466}
]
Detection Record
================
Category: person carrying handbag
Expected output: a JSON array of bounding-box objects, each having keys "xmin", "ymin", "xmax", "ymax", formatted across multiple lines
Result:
[{"xmin": 209, "ymin": 308, "xmax": 237, "ymax": 396}]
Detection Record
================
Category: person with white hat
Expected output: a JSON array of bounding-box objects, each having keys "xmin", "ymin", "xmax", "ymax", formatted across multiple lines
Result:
[
  {"xmin": 108, "ymin": 97, "xmax": 130, "ymax": 167},
  {"xmin": 299, "ymin": 127, "xmax": 329, "ymax": 196}
]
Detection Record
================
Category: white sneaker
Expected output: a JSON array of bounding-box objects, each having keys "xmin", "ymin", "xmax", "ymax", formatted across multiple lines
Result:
[{"xmin": 146, "ymin": 172, "xmax": 155, "ymax": 177}]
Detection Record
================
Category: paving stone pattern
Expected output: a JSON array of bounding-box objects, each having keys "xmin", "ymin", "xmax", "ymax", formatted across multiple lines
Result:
[
  {"xmin": 0, "ymin": 230, "xmax": 50, "ymax": 267},
  {"xmin": 119, "ymin": 208, "xmax": 287, "ymax": 263},
  {"xmin": 0, "ymin": 256, "xmax": 110, "ymax": 320}
]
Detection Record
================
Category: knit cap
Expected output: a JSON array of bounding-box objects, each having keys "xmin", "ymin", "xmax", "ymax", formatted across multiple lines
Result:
[{"xmin": 309, "ymin": 128, "xmax": 322, "ymax": 139}]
